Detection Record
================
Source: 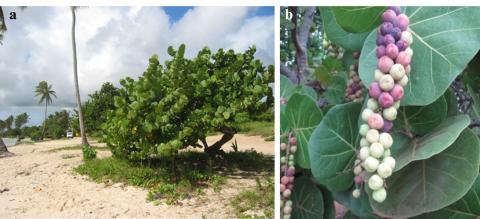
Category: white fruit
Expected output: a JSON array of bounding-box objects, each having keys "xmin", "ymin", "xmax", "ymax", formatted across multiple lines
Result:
[
  {"xmin": 364, "ymin": 156, "xmax": 379, "ymax": 172},
  {"xmin": 379, "ymin": 74, "xmax": 395, "ymax": 91},
  {"xmin": 405, "ymin": 47, "xmax": 414, "ymax": 57},
  {"xmin": 374, "ymin": 69, "xmax": 384, "ymax": 82},
  {"xmin": 354, "ymin": 165, "xmax": 363, "ymax": 175},
  {"xmin": 383, "ymin": 149, "xmax": 391, "ymax": 157},
  {"xmin": 405, "ymin": 65, "xmax": 411, "ymax": 75},
  {"xmin": 352, "ymin": 189, "xmax": 361, "ymax": 198},
  {"xmin": 393, "ymin": 101, "xmax": 401, "ymax": 109},
  {"xmin": 379, "ymin": 133, "xmax": 393, "ymax": 149},
  {"xmin": 367, "ymin": 98, "xmax": 379, "ymax": 111},
  {"xmin": 369, "ymin": 142, "xmax": 384, "ymax": 158},
  {"xmin": 401, "ymin": 31, "xmax": 413, "ymax": 45},
  {"xmin": 399, "ymin": 75, "xmax": 409, "ymax": 86},
  {"xmin": 359, "ymin": 124, "xmax": 369, "ymax": 136},
  {"xmin": 360, "ymin": 137, "xmax": 369, "ymax": 147},
  {"xmin": 290, "ymin": 146, "xmax": 297, "ymax": 153},
  {"xmin": 354, "ymin": 159, "xmax": 361, "ymax": 166},
  {"xmin": 389, "ymin": 64, "xmax": 406, "ymax": 81},
  {"xmin": 359, "ymin": 147, "xmax": 370, "ymax": 161},
  {"xmin": 372, "ymin": 188, "xmax": 387, "ymax": 203},
  {"xmin": 366, "ymin": 129, "xmax": 380, "ymax": 143},
  {"xmin": 368, "ymin": 174, "xmax": 384, "ymax": 190},
  {"xmin": 383, "ymin": 107, "xmax": 397, "ymax": 121},
  {"xmin": 285, "ymin": 200, "xmax": 292, "ymax": 207},
  {"xmin": 377, "ymin": 162, "xmax": 393, "ymax": 178},
  {"xmin": 361, "ymin": 109, "xmax": 374, "ymax": 122},
  {"xmin": 383, "ymin": 156, "xmax": 396, "ymax": 169}
]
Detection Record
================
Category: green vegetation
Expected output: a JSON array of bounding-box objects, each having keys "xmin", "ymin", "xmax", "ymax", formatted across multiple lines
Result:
[
  {"xmin": 47, "ymin": 145, "xmax": 109, "ymax": 152},
  {"xmin": 230, "ymin": 177, "xmax": 274, "ymax": 218},
  {"xmin": 237, "ymin": 121, "xmax": 274, "ymax": 139},
  {"xmin": 82, "ymin": 82, "xmax": 119, "ymax": 137}
]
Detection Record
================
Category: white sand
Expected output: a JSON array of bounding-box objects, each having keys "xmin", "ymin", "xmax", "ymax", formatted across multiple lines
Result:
[{"xmin": 0, "ymin": 135, "xmax": 273, "ymax": 218}]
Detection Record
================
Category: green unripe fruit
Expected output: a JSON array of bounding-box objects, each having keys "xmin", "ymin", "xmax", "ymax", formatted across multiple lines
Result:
[
  {"xmin": 366, "ymin": 129, "xmax": 380, "ymax": 143},
  {"xmin": 359, "ymin": 147, "xmax": 370, "ymax": 161},
  {"xmin": 383, "ymin": 156, "xmax": 396, "ymax": 169},
  {"xmin": 369, "ymin": 142, "xmax": 385, "ymax": 158},
  {"xmin": 383, "ymin": 106, "xmax": 397, "ymax": 121},
  {"xmin": 364, "ymin": 156, "xmax": 379, "ymax": 172},
  {"xmin": 360, "ymin": 137, "xmax": 369, "ymax": 147},
  {"xmin": 367, "ymin": 98, "xmax": 379, "ymax": 111},
  {"xmin": 289, "ymin": 154, "xmax": 294, "ymax": 161},
  {"xmin": 390, "ymin": 64, "xmax": 406, "ymax": 81},
  {"xmin": 379, "ymin": 74, "xmax": 395, "ymax": 91},
  {"xmin": 359, "ymin": 124, "xmax": 370, "ymax": 136},
  {"xmin": 286, "ymin": 200, "xmax": 292, "ymax": 207},
  {"xmin": 281, "ymin": 156, "xmax": 286, "ymax": 164},
  {"xmin": 372, "ymin": 187, "xmax": 387, "ymax": 203},
  {"xmin": 379, "ymin": 133, "xmax": 393, "ymax": 149},
  {"xmin": 352, "ymin": 189, "xmax": 361, "ymax": 198},
  {"xmin": 288, "ymin": 161, "xmax": 295, "ymax": 167},
  {"xmin": 377, "ymin": 162, "xmax": 393, "ymax": 178},
  {"xmin": 368, "ymin": 174, "xmax": 384, "ymax": 190},
  {"xmin": 361, "ymin": 109, "xmax": 374, "ymax": 122}
]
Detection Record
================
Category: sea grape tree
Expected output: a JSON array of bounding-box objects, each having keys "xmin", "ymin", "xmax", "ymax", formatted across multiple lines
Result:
[
  {"xmin": 103, "ymin": 44, "xmax": 273, "ymax": 160},
  {"xmin": 281, "ymin": 6, "xmax": 480, "ymax": 219}
]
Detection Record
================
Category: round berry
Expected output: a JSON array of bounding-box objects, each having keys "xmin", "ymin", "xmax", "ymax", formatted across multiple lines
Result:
[
  {"xmin": 359, "ymin": 147, "xmax": 370, "ymax": 161},
  {"xmin": 385, "ymin": 43, "xmax": 399, "ymax": 59},
  {"xmin": 382, "ymin": 9, "xmax": 397, "ymax": 22},
  {"xmin": 383, "ymin": 156, "xmax": 396, "ymax": 169},
  {"xmin": 283, "ymin": 189, "xmax": 291, "ymax": 198},
  {"xmin": 286, "ymin": 200, "xmax": 293, "ymax": 207},
  {"xmin": 378, "ymin": 92, "xmax": 394, "ymax": 108},
  {"xmin": 382, "ymin": 120, "xmax": 394, "ymax": 132},
  {"xmin": 374, "ymin": 69, "xmax": 384, "ymax": 82},
  {"xmin": 372, "ymin": 187, "xmax": 387, "ymax": 203},
  {"xmin": 401, "ymin": 31, "xmax": 413, "ymax": 45},
  {"xmin": 388, "ymin": 6, "xmax": 401, "ymax": 15},
  {"xmin": 380, "ymin": 22, "xmax": 394, "ymax": 35},
  {"xmin": 362, "ymin": 108, "xmax": 374, "ymax": 122},
  {"xmin": 352, "ymin": 189, "xmax": 361, "ymax": 198},
  {"xmin": 389, "ymin": 64, "xmax": 406, "ymax": 81},
  {"xmin": 397, "ymin": 14, "xmax": 410, "ymax": 31},
  {"xmin": 287, "ymin": 167, "xmax": 295, "ymax": 176},
  {"xmin": 396, "ymin": 40, "xmax": 408, "ymax": 51},
  {"xmin": 377, "ymin": 162, "xmax": 393, "ymax": 178},
  {"xmin": 370, "ymin": 142, "xmax": 385, "ymax": 158},
  {"xmin": 290, "ymin": 146, "xmax": 297, "ymax": 153},
  {"xmin": 289, "ymin": 137, "xmax": 297, "ymax": 145},
  {"xmin": 360, "ymin": 137, "xmax": 369, "ymax": 147},
  {"xmin": 354, "ymin": 175, "xmax": 363, "ymax": 184},
  {"xmin": 399, "ymin": 75, "xmax": 409, "ymax": 86},
  {"xmin": 405, "ymin": 47, "xmax": 414, "ymax": 57},
  {"xmin": 364, "ymin": 156, "xmax": 380, "ymax": 172},
  {"xmin": 396, "ymin": 51, "xmax": 411, "ymax": 67},
  {"xmin": 379, "ymin": 74, "xmax": 395, "ymax": 91},
  {"xmin": 368, "ymin": 174, "xmax": 384, "ymax": 190},
  {"xmin": 383, "ymin": 34, "xmax": 395, "ymax": 45},
  {"xmin": 367, "ymin": 98, "xmax": 379, "ymax": 111},
  {"xmin": 378, "ymin": 56, "xmax": 394, "ymax": 73},
  {"xmin": 359, "ymin": 124, "xmax": 370, "ymax": 136},
  {"xmin": 283, "ymin": 206, "xmax": 292, "ymax": 214},
  {"xmin": 354, "ymin": 165, "xmax": 363, "ymax": 175},
  {"xmin": 366, "ymin": 129, "xmax": 380, "ymax": 143},
  {"xmin": 368, "ymin": 113, "xmax": 384, "ymax": 130},
  {"xmin": 390, "ymin": 84, "xmax": 404, "ymax": 101},
  {"xmin": 390, "ymin": 27, "xmax": 402, "ymax": 40},
  {"xmin": 376, "ymin": 34, "xmax": 385, "ymax": 46},
  {"xmin": 280, "ymin": 183, "xmax": 286, "ymax": 192},
  {"xmin": 281, "ymin": 143, "xmax": 287, "ymax": 151},
  {"xmin": 379, "ymin": 133, "xmax": 393, "ymax": 149},
  {"xmin": 281, "ymin": 176, "xmax": 289, "ymax": 185},
  {"xmin": 383, "ymin": 106, "xmax": 398, "ymax": 121},
  {"xmin": 369, "ymin": 82, "xmax": 382, "ymax": 99},
  {"xmin": 376, "ymin": 45, "xmax": 386, "ymax": 58},
  {"xmin": 393, "ymin": 101, "xmax": 401, "ymax": 109}
]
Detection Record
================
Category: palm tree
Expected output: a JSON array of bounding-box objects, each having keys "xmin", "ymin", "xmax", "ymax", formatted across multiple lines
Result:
[
  {"xmin": 71, "ymin": 7, "xmax": 89, "ymax": 147},
  {"xmin": 0, "ymin": 7, "xmax": 7, "ymax": 44},
  {"xmin": 35, "ymin": 80, "xmax": 57, "ymax": 139}
]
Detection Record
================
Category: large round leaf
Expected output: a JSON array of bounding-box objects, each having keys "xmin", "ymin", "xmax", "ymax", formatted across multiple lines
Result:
[
  {"xmin": 280, "ymin": 75, "xmax": 317, "ymax": 101},
  {"xmin": 391, "ymin": 114, "xmax": 471, "ymax": 171},
  {"xmin": 359, "ymin": 7, "xmax": 480, "ymax": 106},
  {"xmin": 332, "ymin": 187, "xmax": 374, "ymax": 217},
  {"xmin": 284, "ymin": 93, "xmax": 324, "ymax": 168},
  {"xmin": 320, "ymin": 7, "xmax": 370, "ymax": 51},
  {"xmin": 309, "ymin": 102, "xmax": 362, "ymax": 191},
  {"xmin": 291, "ymin": 176, "xmax": 325, "ymax": 219},
  {"xmin": 369, "ymin": 129, "xmax": 480, "ymax": 218},
  {"xmin": 394, "ymin": 96, "xmax": 447, "ymax": 136},
  {"xmin": 324, "ymin": 75, "xmax": 347, "ymax": 105},
  {"xmin": 331, "ymin": 7, "xmax": 386, "ymax": 33},
  {"xmin": 414, "ymin": 175, "xmax": 480, "ymax": 218}
]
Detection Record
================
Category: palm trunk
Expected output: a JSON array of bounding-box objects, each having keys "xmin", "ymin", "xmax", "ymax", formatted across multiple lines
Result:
[
  {"xmin": 71, "ymin": 7, "xmax": 89, "ymax": 146},
  {"xmin": 41, "ymin": 101, "xmax": 47, "ymax": 139},
  {"xmin": 0, "ymin": 138, "xmax": 14, "ymax": 158}
]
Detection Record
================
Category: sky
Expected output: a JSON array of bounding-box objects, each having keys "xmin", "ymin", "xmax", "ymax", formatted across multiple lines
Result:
[{"xmin": 0, "ymin": 6, "xmax": 274, "ymax": 126}]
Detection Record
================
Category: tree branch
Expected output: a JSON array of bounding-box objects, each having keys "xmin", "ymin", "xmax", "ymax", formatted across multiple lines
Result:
[
  {"xmin": 280, "ymin": 64, "xmax": 299, "ymax": 84},
  {"xmin": 290, "ymin": 6, "xmax": 316, "ymax": 85}
]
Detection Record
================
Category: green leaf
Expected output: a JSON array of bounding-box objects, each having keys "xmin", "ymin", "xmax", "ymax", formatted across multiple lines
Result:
[
  {"xmin": 331, "ymin": 7, "xmax": 386, "ymax": 33},
  {"xmin": 359, "ymin": 7, "xmax": 480, "ymax": 106},
  {"xmin": 394, "ymin": 95, "xmax": 447, "ymax": 136},
  {"xmin": 392, "ymin": 115, "xmax": 471, "ymax": 171},
  {"xmin": 369, "ymin": 129, "xmax": 480, "ymax": 218},
  {"xmin": 280, "ymin": 75, "xmax": 317, "ymax": 100},
  {"xmin": 320, "ymin": 7, "xmax": 370, "ymax": 51},
  {"xmin": 284, "ymin": 94, "xmax": 324, "ymax": 168},
  {"xmin": 321, "ymin": 188, "xmax": 337, "ymax": 219},
  {"xmin": 444, "ymin": 89, "xmax": 459, "ymax": 116},
  {"xmin": 308, "ymin": 102, "xmax": 362, "ymax": 191},
  {"xmin": 177, "ymin": 44, "xmax": 186, "ymax": 58},
  {"xmin": 324, "ymin": 75, "xmax": 347, "ymax": 105},
  {"xmin": 291, "ymin": 176, "xmax": 325, "ymax": 219},
  {"xmin": 332, "ymin": 187, "xmax": 374, "ymax": 217},
  {"xmin": 414, "ymin": 175, "xmax": 480, "ymax": 218}
]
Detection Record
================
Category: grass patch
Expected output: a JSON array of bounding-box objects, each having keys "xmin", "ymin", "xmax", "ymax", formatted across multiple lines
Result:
[
  {"xmin": 47, "ymin": 145, "xmax": 110, "ymax": 153},
  {"xmin": 73, "ymin": 150, "xmax": 271, "ymax": 205},
  {"xmin": 237, "ymin": 121, "xmax": 274, "ymax": 140},
  {"xmin": 230, "ymin": 177, "xmax": 274, "ymax": 218}
]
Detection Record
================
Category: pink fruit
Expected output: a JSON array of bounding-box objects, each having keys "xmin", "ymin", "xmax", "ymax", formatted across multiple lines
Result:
[
  {"xmin": 396, "ymin": 40, "xmax": 408, "ymax": 51},
  {"xmin": 380, "ymin": 22, "xmax": 394, "ymax": 35},
  {"xmin": 396, "ymin": 51, "xmax": 411, "ymax": 67},
  {"xmin": 397, "ymin": 14, "xmax": 410, "ymax": 31},
  {"xmin": 376, "ymin": 45, "xmax": 386, "ymax": 58},
  {"xmin": 280, "ymin": 184, "xmax": 286, "ymax": 192},
  {"xmin": 382, "ymin": 9, "xmax": 397, "ymax": 22},
  {"xmin": 369, "ymin": 82, "xmax": 382, "ymax": 99},
  {"xmin": 390, "ymin": 84, "xmax": 404, "ymax": 101},
  {"xmin": 354, "ymin": 175, "xmax": 363, "ymax": 184},
  {"xmin": 289, "ymin": 176, "xmax": 295, "ymax": 183},
  {"xmin": 289, "ymin": 137, "xmax": 297, "ymax": 145},
  {"xmin": 287, "ymin": 167, "xmax": 295, "ymax": 176},
  {"xmin": 388, "ymin": 6, "xmax": 401, "ymax": 15},
  {"xmin": 283, "ymin": 189, "xmax": 291, "ymax": 198},
  {"xmin": 382, "ymin": 120, "xmax": 394, "ymax": 132},
  {"xmin": 368, "ymin": 113, "xmax": 385, "ymax": 130},
  {"xmin": 383, "ymin": 34, "xmax": 395, "ymax": 45},
  {"xmin": 287, "ymin": 184, "xmax": 294, "ymax": 190},
  {"xmin": 281, "ymin": 176, "xmax": 289, "ymax": 185},
  {"xmin": 378, "ymin": 56, "xmax": 394, "ymax": 73},
  {"xmin": 378, "ymin": 92, "xmax": 394, "ymax": 108},
  {"xmin": 280, "ymin": 97, "xmax": 287, "ymax": 105},
  {"xmin": 281, "ymin": 143, "xmax": 287, "ymax": 150},
  {"xmin": 385, "ymin": 43, "xmax": 399, "ymax": 59}
]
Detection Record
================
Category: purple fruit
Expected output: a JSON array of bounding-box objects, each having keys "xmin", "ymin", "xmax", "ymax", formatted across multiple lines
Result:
[
  {"xmin": 369, "ymin": 82, "xmax": 382, "ymax": 99},
  {"xmin": 385, "ymin": 43, "xmax": 399, "ymax": 59},
  {"xmin": 396, "ymin": 51, "xmax": 411, "ymax": 67},
  {"xmin": 287, "ymin": 167, "xmax": 295, "ymax": 176},
  {"xmin": 397, "ymin": 14, "xmax": 410, "ymax": 31},
  {"xmin": 382, "ymin": 120, "xmax": 394, "ymax": 132},
  {"xmin": 281, "ymin": 176, "xmax": 289, "ymax": 185},
  {"xmin": 378, "ymin": 56, "xmax": 394, "ymax": 73},
  {"xmin": 396, "ymin": 40, "xmax": 408, "ymax": 51},
  {"xmin": 354, "ymin": 175, "xmax": 363, "ymax": 184},
  {"xmin": 390, "ymin": 27, "xmax": 402, "ymax": 40},
  {"xmin": 376, "ymin": 34, "xmax": 385, "ymax": 46},
  {"xmin": 390, "ymin": 84, "xmax": 404, "ymax": 101},
  {"xmin": 379, "ymin": 92, "xmax": 394, "ymax": 108},
  {"xmin": 382, "ymin": 9, "xmax": 397, "ymax": 22},
  {"xmin": 381, "ymin": 22, "xmax": 394, "ymax": 35},
  {"xmin": 388, "ymin": 6, "xmax": 401, "ymax": 15},
  {"xmin": 383, "ymin": 34, "xmax": 395, "ymax": 45},
  {"xmin": 368, "ymin": 113, "xmax": 385, "ymax": 130},
  {"xmin": 376, "ymin": 45, "xmax": 386, "ymax": 58}
]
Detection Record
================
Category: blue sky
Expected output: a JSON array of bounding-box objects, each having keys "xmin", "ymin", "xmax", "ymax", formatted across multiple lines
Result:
[{"xmin": 0, "ymin": 6, "xmax": 274, "ymax": 126}]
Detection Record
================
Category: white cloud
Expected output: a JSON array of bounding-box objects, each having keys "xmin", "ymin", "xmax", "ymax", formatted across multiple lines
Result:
[{"xmin": 0, "ymin": 6, "xmax": 274, "ymax": 125}]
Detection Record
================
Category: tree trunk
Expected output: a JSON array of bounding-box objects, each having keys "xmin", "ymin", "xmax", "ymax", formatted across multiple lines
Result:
[
  {"xmin": 41, "ymin": 101, "xmax": 47, "ymax": 140},
  {"xmin": 71, "ymin": 7, "xmax": 89, "ymax": 147},
  {"xmin": 204, "ymin": 127, "xmax": 236, "ymax": 157},
  {"xmin": 0, "ymin": 138, "xmax": 14, "ymax": 158}
]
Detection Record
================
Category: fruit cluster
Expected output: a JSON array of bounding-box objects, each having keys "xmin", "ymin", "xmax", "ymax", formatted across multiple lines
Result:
[
  {"xmin": 323, "ymin": 37, "xmax": 345, "ymax": 60},
  {"xmin": 352, "ymin": 6, "xmax": 412, "ymax": 203},
  {"xmin": 280, "ymin": 134, "xmax": 297, "ymax": 219},
  {"xmin": 345, "ymin": 51, "xmax": 364, "ymax": 102}
]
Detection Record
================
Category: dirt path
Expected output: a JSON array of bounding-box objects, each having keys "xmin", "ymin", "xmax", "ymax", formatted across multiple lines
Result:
[{"xmin": 0, "ymin": 135, "xmax": 273, "ymax": 218}]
